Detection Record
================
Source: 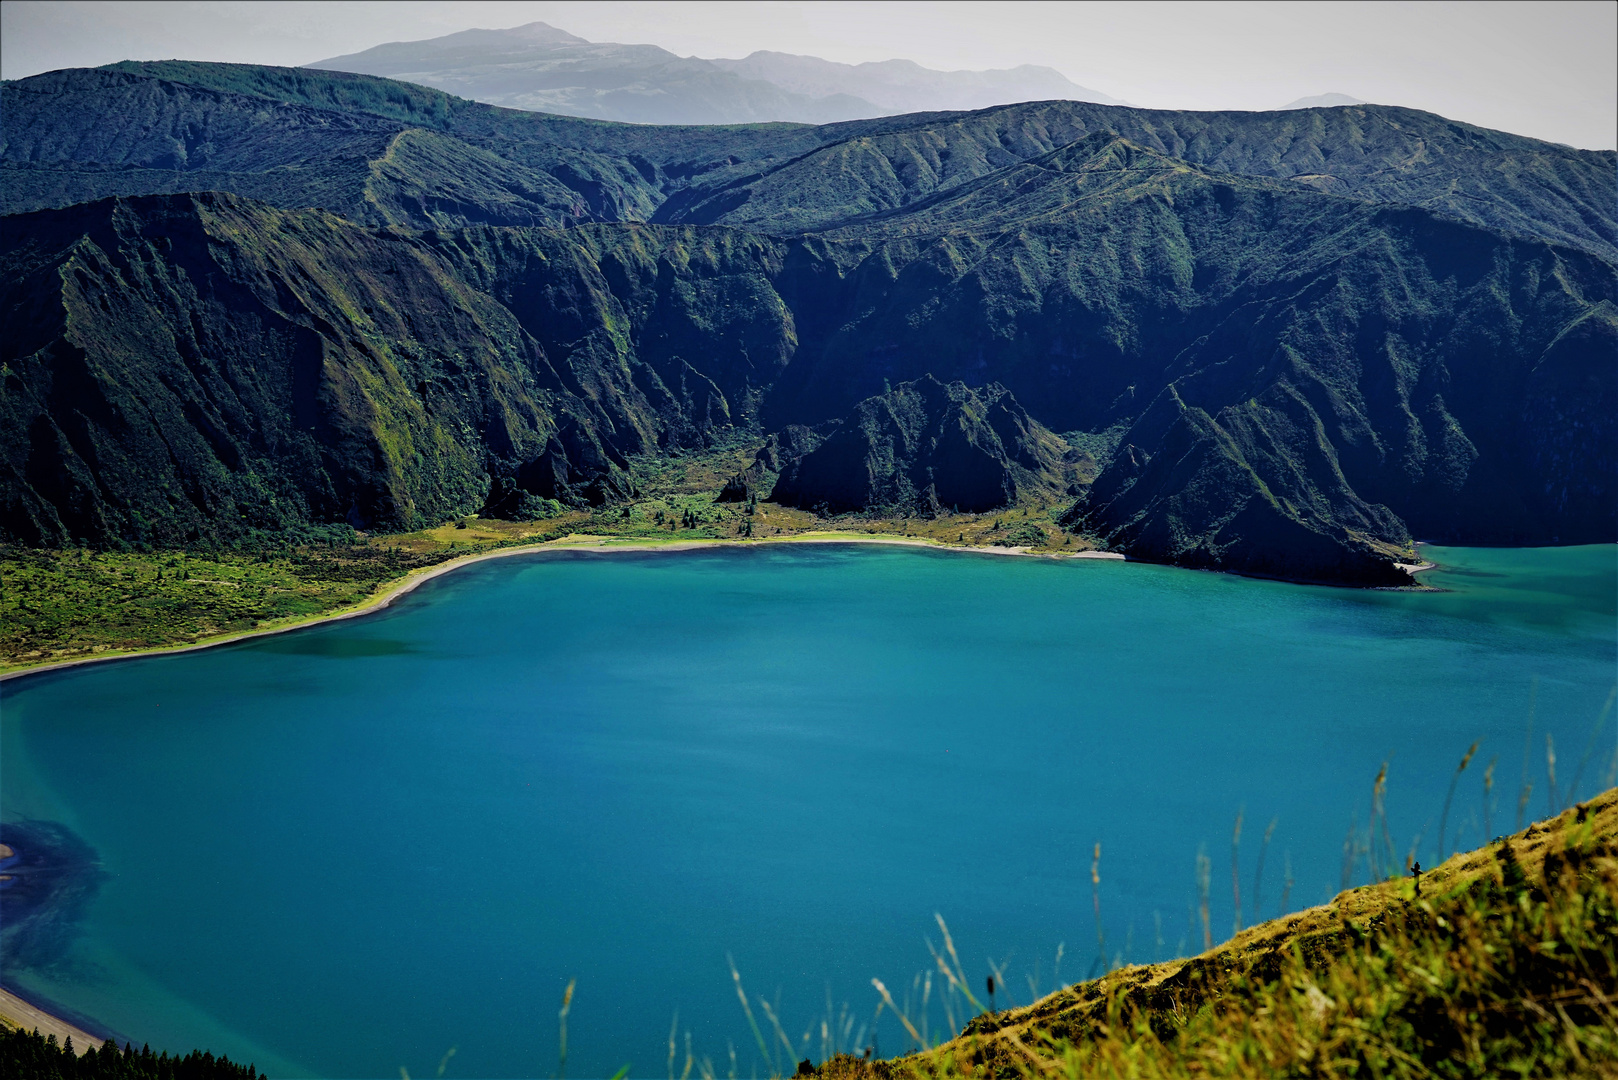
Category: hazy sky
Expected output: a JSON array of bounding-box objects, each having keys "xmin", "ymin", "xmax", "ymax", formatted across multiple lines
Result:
[{"xmin": 3, "ymin": 1, "xmax": 1614, "ymax": 149}]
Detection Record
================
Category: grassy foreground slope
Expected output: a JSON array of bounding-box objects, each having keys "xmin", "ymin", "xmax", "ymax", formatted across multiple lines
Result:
[{"xmin": 825, "ymin": 789, "xmax": 1618, "ymax": 1079}]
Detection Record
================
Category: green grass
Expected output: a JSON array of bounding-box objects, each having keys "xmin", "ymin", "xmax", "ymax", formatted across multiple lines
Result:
[
  {"xmin": 819, "ymin": 790, "xmax": 1618, "ymax": 1080},
  {"xmin": 1, "ymin": 444, "xmax": 1093, "ymax": 674},
  {"xmin": 0, "ymin": 543, "xmax": 456, "ymax": 669}
]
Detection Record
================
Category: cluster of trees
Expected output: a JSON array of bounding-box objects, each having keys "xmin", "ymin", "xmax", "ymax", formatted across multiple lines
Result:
[{"xmin": 0, "ymin": 1028, "xmax": 263, "ymax": 1080}]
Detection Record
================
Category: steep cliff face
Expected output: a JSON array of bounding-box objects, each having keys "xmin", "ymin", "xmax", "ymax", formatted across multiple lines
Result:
[
  {"xmin": 770, "ymin": 376, "xmax": 1077, "ymax": 514},
  {"xmin": 0, "ymin": 195, "xmax": 823, "ymax": 546},
  {"xmin": 2, "ymin": 194, "xmax": 568, "ymax": 544},
  {"xmin": 763, "ymin": 138, "xmax": 1618, "ymax": 576},
  {"xmin": 422, "ymin": 223, "xmax": 798, "ymax": 447},
  {"xmin": 3, "ymin": 64, "xmax": 1615, "ymax": 582}
]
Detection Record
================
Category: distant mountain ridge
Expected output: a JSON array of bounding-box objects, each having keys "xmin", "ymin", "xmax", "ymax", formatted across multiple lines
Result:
[
  {"xmin": 305, "ymin": 21, "xmax": 1121, "ymax": 125},
  {"xmin": 1281, "ymin": 92, "xmax": 1366, "ymax": 109},
  {"xmin": 1, "ymin": 61, "xmax": 1613, "ymax": 584}
]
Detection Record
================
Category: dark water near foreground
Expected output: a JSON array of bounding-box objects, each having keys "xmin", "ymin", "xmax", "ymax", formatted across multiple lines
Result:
[{"xmin": 2, "ymin": 544, "xmax": 1614, "ymax": 1077}]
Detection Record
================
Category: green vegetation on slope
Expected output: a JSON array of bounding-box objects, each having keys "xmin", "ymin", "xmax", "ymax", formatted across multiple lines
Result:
[
  {"xmin": 820, "ymin": 790, "xmax": 1618, "ymax": 1079},
  {"xmin": 2, "ymin": 62, "xmax": 1614, "ymax": 584},
  {"xmin": 0, "ymin": 436, "xmax": 1090, "ymax": 673},
  {"xmin": 6, "ymin": 64, "xmax": 1613, "ymax": 260},
  {"xmin": 0, "ymin": 542, "xmax": 457, "ymax": 667}
]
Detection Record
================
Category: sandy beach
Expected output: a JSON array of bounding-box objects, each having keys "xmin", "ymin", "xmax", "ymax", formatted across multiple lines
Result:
[
  {"xmin": 0, "ymin": 987, "xmax": 103, "ymax": 1053},
  {"xmin": 0, "ymin": 532, "xmax": 1118, "ymax": 684}
]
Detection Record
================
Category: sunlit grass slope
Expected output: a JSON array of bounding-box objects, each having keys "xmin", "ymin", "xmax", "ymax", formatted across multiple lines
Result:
[{"xmin": 821, "ymin": 789, "xmax": 1618, "ymax": 1079}]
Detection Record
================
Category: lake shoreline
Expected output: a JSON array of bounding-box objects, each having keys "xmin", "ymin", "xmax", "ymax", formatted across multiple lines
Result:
[
  {"xmin": 1, "ymin": 541, "xmax": 1605, "ymax": 1068},
  {"xmin": 0, "ymin": 532, "xmax": 1115, "ymax": 1046},
  {"xmin": 0, "ymin": 532, "xmax": 1118, "ymax": 683},
  {"xmin": 0, "ymin": 984, "xmax": 110, "ymax": 1054}
]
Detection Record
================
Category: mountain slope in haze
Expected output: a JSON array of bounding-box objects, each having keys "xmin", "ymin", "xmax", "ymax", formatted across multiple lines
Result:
[
  {"xmin": 706, "ymin": 51, "xmax": 1124, "ymax": 113},
  {"xmin": 1281, "ymin": 92, "xmax": 1366, "ymax": 109},
  {"xmin": 308, "ymin": 22, "xmax": 877, "ymax": 126},
  {"xmin": 307, "ymin": 22, "xmax": 1118, "ymax": 125},
  {"xmin": 5, "ymin": 64, "xmax": 1612, "ymax": 264},
  {"xmin": 2, "ymin": 61, "xmax": 1614, "ymax": 584},
  {"xmin": 658, "ymin": 100, "xmax": 1618, "ymax": 261}
]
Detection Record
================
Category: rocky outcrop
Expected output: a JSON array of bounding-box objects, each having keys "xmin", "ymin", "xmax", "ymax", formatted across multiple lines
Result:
[{"xmin": 770, "ymin": 376, "xmax": 1077, "ymax": 514}]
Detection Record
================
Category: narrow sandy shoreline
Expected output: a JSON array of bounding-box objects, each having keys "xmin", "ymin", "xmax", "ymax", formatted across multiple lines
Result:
[
  {"xmin": 0, "ymin": 986, "xmax": 103, "ymax": 1053},
  {"xmin": 0, "ymin": 533, "xmax": 1117, "ymax": 683},
  {"xmin": 0, "ymin": 533, "xmax": 1120, "ymax": 1044}
]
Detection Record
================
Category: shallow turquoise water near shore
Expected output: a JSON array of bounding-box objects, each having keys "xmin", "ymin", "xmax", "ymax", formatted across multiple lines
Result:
[{"xmin": 2, "ymin": 544, "xmax": 1613, "ymax": 1077}]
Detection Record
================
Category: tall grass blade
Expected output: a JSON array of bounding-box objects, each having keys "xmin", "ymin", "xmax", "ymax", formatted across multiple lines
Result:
[
  {"xmin": 932, "ymin": 914, "xmax": 986, "ymax": 1013},
  {"xmin": 1518, "ymin": 676, "xmax": 1538, "ymax": 831},
  {"xmin": 871, "ymin": 979, "xmax": 924, "ymax": 1050},
  {"xmin": 1341, "ymin": 815, "xmax": 1359, "ymax": 890},
  {"xmin": 921, "ymin": 971, "xmax": 932, "ymax": 1049},
  {"xmin": 1483, "ymin": 755, "xmax": 1497, "ymax": 840},
  {"xmin": 1438, "ymin": 741, "xmax": 1479, "ymax": 861},
  {"xmin": 1251, "ymin": 817, "xmax": 1277, "ymax": 927},
  {"xmin": 1546, "ymin": 734, "xmax": 1559, "ymax": 816},
  {"xmin": 1280, "ymin": 849, "xmax": 1293, "ymax": 917},
  {"xmin": 557, "ymin": 979, "xmax": 575, "ymax": 1080},
  {"xmin": 758, "ymin": 993, "xmax": 795, "ymax": 1071},
  {"xmin": 726, "ymin": 955, "xmax": 773, "ymax": 1076},
  {"xmin": 987, "ymin": 956, "xmax": 1012, "ymax": 1010},
  {"xmin": 1195, "ymin": 846, "xmax": 1212, "ymax": 951},
  {"xmin": 1090, "ymin": 842, "xmax": 1105, "ymax": 975},
  {"xmin": 1565, "ymin": 684, "xmax": 1616, "ymax": 807},
  {"xmin": 1230, "ymin": 806, "xmax": 1244, "ymax": 935},
  {"xmin": 1370, "ymin": 760, "xmax": 1393, "ymax": 880}
]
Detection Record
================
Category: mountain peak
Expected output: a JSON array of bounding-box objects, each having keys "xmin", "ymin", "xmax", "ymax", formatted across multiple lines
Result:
[
  {"xmin": 307, "ymin": 23, "xmax": 1123, "ymax": 125},
  {"xmin": 1280, "ymin": 92, "xmax": 1366, "ymax": 110},
  {"xmin": 485, "ymin": 22, "xmax": 591, "ymax": 45}
]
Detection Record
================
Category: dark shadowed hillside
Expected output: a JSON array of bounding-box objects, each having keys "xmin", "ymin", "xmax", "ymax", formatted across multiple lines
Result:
[
  {"xmin": 1, "ymin": 61, "xmax": 1613, "ymax": 582},
  {"xmin": 770, "ymin": 376, "xmax": 1078, "ymax": 515},
  {"xmin": 0, "ymin": 196, "xmax": 803, "ymax": 545}
]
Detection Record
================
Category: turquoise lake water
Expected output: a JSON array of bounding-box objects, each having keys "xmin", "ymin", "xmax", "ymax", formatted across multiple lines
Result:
[{"xmin": 2, "ymin": 544, "xmax": 1614, "ymax": 1078}]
